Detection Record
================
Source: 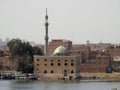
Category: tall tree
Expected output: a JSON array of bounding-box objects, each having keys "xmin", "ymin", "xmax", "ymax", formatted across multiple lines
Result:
[
  {"xmin": 7, "ymin": 39, "xmax": 23, "ymax": 58},
  {"xmin": 32, "ymin": 46, "xmax": 43, "ymax": 55},
  {"xmin": 7, "ymin": 39, "xmax": 43, "ymax": 73}
]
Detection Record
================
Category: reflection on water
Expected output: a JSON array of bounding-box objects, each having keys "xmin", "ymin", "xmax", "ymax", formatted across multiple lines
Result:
[{"xmin": 0, "ymin": 80, "xmax": 120, "ymax": 90}]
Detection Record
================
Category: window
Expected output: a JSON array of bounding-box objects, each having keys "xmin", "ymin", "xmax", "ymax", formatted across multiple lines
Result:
[
  {"xmin": 64, "ymin": 63, "xmax": 67, "ymax": 66},
  {"xmin": 51, "ymin": 63, "xmax": 54, "ymax": 66},
  {"xmin": 44, "ymin": 59, "xmax": 47, "ymax": 61},
  {"xmin": 44, "ymin": 70, "xmax": 47, "ymax": 74},
  {"xmin": 71, "ymin": 63, "xmax": 74, "ymax": 66},
  {"xmin": 71, "ymin": 70, "xmax": 74, "ymax": 74},
  {"xmin": 37, "ymin": 64, "xmax": 39, "ymax": 66},
  {"xmin": 58, "ymin": 63, "xmax": 61, "ymax": 66},
  {"xmin": 65, "ymin": 60, "xmax": 67, "ymax": 62},
  {"xmin": 58, "ymin": 60, "xmax": 60, "ymax": 62},
  {"xmin": 44, "ymin": 64, "xmax": 47, "ymax": 66},
  {"xmin": 51, "ymin": 70, "xmax": 54, "ymax": 73},
  {"xmin": 37, "ymin": 59, "xmax": 39, "ymax": 61},
  {"xmin": 71, "ymin": 60, "xmax": 74, "ymax": 62},
  {"xmin": 51, "ymin": 60, "xmax": 53, "ymax": 62}
]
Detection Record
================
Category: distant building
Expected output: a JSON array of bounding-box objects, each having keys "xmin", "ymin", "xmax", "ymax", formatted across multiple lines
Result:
[
  {"xmin": 89, "ymin": 42, "xmax": 111, "ymax": 51},
  {"xmin": 112, "ymin": 56, "xmax": 120, "ymax": 72},
  {"xmin": 106, "ymin": 46, "xmax": 120, "ymax": 72},
  {"xmin": 105, "ymin": 47, "xmax": 120, "ymax": 56},
  {"xmin": 80, "ymin": 55, "xmax": 112, "ymax": 73},
  {"xmin": 0, "ymin": 38, "xmax": 10, "ymax": 51},
  {"xmin": 70, "ymin": 44, "xmax": 90, "ymax": 61}
]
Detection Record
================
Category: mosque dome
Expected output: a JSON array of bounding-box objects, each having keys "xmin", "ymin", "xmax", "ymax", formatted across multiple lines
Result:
[{"xmin": 53, "ymin": 45, "xmax": 68, "ymax": 56}]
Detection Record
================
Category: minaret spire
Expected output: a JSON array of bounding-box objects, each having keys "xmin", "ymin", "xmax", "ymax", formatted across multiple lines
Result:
[
  {"xmin": 45, "ymin": 8, "xmax": 48, "ymax": 20},
  {"xmin": 44, "ymin": 8, "xmax": 49, "ymax": 55}
]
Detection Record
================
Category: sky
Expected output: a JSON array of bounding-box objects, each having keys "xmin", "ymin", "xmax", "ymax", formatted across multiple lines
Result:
[{"xmin": 0, "ymin": 0, "xmax": 120, "ymax": 44}]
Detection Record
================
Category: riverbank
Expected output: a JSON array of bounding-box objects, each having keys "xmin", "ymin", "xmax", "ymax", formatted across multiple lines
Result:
[
  {"xmin": 37, "ymin": 73, "xmax": 120, "ymax": 81},
  {"xmin": 80, "ymin": 73, "xmax": 120, "ymax": 81},
  {"xmin": 1, "ymin": 72, "xmax": 120, "ymax": 82}
]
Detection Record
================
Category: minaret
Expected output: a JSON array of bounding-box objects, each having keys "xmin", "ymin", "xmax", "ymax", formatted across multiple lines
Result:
[{"xmin": 44, "ymin": 8, "xmax": 49, "ymax": 55}]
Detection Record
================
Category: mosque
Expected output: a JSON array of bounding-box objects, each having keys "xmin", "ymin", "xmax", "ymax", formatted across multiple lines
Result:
[{"xmin": 34, "ymin": 9, "xmax": 81, "ymax": 80}]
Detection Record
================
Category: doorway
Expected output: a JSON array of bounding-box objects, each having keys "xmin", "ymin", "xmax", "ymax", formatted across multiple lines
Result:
[{"xmin": 64, "ymin": 70, "xmax": 68, "ymax": 76}]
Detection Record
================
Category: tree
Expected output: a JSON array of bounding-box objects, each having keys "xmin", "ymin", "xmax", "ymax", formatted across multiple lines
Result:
[
  {"xmin": 7, "ymin": 39, "xmax": 23, "ymax": 58},
  {"xmin": 7, "ymin": 39, "xmax": 43, "ymax": 73},
  {"xmin": 32, "ymin": 46, "xmax": 43, "ymax": 55},
  {"xmin": 17, "ymin": 55, "xmax": 33, "ymax": 73},
  {"xmin": 0, "ymin": 62, "xmax": 3, "ymax": 69}
]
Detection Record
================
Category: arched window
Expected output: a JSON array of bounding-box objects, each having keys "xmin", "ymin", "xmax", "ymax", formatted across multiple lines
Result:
[
  {"xmin": 71, "ymin": 70, "xmax": 74, "ymax": 74},
  {"xmin": 44, "ymin": 70, "xmax": 47, "ymax": 74},
  {"xmin": 44, "ymin": 59, "xmax": 47, "ymax": 61},
  {"xmin": 51, "ymin": 60, "xmax": 53, "ymax": 62},
  {"xmin": 58, "ymin": 60, "xmax": 60, "ymax": 62},
  {"xmin": 71, "ymin": 60, "xmax": 74, "ymax": 62},
  {"xmin": 71, "ymin": 63, "xmax": 74, "ymax": 66},
  {"xmin": 51, "ymin": 70, "xmax": 54, "ymax": 73},
  {"xmin": 44, "ymin": 64, "xmax": 47, "ymax": 66},
  {"xmin": 65, "ymin": 60, "xmax": 67, "ymax": 62}
]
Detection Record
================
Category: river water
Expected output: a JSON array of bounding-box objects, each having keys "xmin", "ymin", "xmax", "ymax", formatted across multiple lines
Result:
[{"xmin": 0, "ymin": 80, "xmax": 120, "ymax": 90}]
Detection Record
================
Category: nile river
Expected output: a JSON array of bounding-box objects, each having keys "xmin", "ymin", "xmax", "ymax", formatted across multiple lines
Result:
[{"xmin": 0, "ymin": 80, "xmax": 120, "ymax": 90}]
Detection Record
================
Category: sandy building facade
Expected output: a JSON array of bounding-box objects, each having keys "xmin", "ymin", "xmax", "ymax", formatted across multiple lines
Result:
[{"xmin": 34, "ymin": 46, "xmax": 80, "ymax": 80}]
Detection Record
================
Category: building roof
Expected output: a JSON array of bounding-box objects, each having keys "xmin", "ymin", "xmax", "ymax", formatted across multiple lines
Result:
[{"xmin": 53, "ymin": 45, "xmax": 68, "ymax": 56}]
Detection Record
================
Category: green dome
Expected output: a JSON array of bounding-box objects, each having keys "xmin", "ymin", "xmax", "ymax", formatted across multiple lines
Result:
[{"xmin": 53, "ymin": 45, "xmax": 68, "ymax": 56}]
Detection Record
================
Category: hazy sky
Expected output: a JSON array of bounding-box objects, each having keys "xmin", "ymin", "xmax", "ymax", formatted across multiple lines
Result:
[{"xmin": 0, "ymin": 0, "xmax": 120, "ymax": 44}]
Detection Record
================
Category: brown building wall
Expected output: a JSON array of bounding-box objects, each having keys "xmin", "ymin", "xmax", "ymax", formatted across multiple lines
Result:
[
  {"xmin": 105, "ymin": 48, "xmax": 120, "ymax": 56},
  {"xmin": 70, "ymin": 45, "xmax": 90, "ymax": 60},
  {"xmin": 34, "ymin": 55, "xmax": 80, "ymax": 76},
  {"xmin": 80, "ymin": 55, "xmax": 111, "ymax": 73},
  {"xmin": 80, "ymin": 65, "xmax": 108, "ymax": 73},
  {"xmin": 105, "ymin": 48, "xmax": 120, "ymax": 72},
  {"xmin": 0, "ymin": 56, "xmax": 16, "ymax": 70}
]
